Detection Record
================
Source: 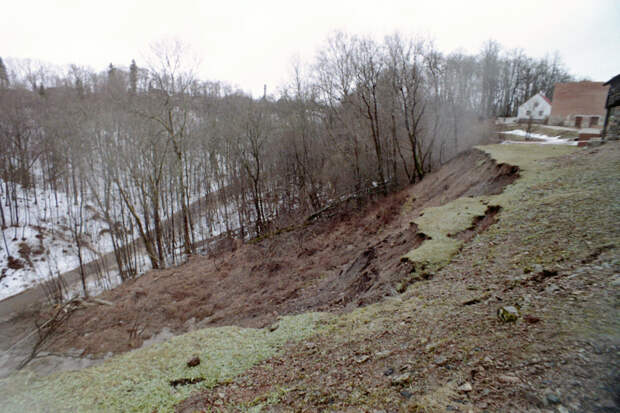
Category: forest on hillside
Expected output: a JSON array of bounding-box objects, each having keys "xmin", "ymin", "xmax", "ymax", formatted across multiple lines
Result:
[{"xmin": 0, "ymin": 33, "xmax": 572, "ymax": 297}]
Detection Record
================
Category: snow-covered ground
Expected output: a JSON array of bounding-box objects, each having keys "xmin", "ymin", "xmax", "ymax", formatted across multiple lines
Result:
[
  {"xmin": 500, "ymin": 129, "xmax": 578, "ymax": 146},
  {"xmin": 0, "ymin": 180, "xmax": 123, "ymax": 301},
  {"xmin": 539, "ymin": 125, "xmax": 579, "ymax": 132},
  {"xmin": 1, "ymin": 171, "xmax": 239, "ymax": 301}
]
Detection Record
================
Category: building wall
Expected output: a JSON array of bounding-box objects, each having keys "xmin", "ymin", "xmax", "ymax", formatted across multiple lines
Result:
[
  {"xmin": 517, "ymin": 93, "xmax": 552, "ymax": 120},
  {"xmin": 549, "ymin": 81, "xmax": 609, "ymax": 128}
]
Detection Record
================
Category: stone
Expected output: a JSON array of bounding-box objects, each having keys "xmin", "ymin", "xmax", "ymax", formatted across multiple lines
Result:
[
  {"xmin": 523, "ymin": 390, "xmax": 544, "ymax": 407},
  {"xmin": 268, "ymin": 323, "xmax": 279, "ymax": 332},
  {"xmin": 457, "ymin": 382, "xmax": 473, "ymax": 392},
  {"xmin": 545, "ymin": 284, "xmax": 560, "ymax": 294},
  {"xmin": 524, "ymin": 314, "xmax": 541, "ymax": 324},
  {"xmin": 400, "ymin": 390, "xmax": 413, "ymax": 399},
  {"xmin": 498, "ymin": 374, "xmax": 521, "ymax": 384},
  {"xmin": 383, "ymin": 367, "xmax": 394, "ymax": 376},
  {"xmin": 434, "ymin": 356, "xmax": 448, "ymax": 366},
  {"xmin": 545, "ymin": 392, "xmax": 561, "ymax": 405},
  {"xmin": 354, "ymin": 355, "xmax": 370, "ymax": 364},
  {"xmin": 186, "ymin": 356, "xmax": 200, "ymax": 368},
  {"xmin": 557, "ymin": 406, "xmax": 569, "ymax": 413},
  {"xmin": 391, "ymin": 372, "xmax": 411, "ymax": 386},
  {"xmin": 497, "ymin": 306, "xmax": 519, "ymax": 322}
]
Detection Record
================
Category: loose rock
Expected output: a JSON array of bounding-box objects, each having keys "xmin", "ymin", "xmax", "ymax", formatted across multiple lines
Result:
[
  {"xmin": 546, "ymin": 392, "xmax": 561, "ymax": 405},
  {"xmin": 457, "ymin": 382, "xmax": 473, "ymax": 392},
  {"xmin": 497, "ymin": 306, "xmax": 519, "ymax": 322},
  {"xmin": 186, "ymin": 356, "xmax": 200, "ymax": 368},
  {"xmin": 498, "ymin": 374, "xmax": 520, "ymax": 384},
  {"xmin": 400, "ymin": 390, "xmax": 413, "ymax": 399},
  {"xmin": 354, "ymin": 355, "xmax": 370, "ymax": 364},
  {"xmin": 434, "ymin": 356, "xmax": 448, "ymax": 366},
  {"xmin": 391, "ymin": 372, "xmax": 411, "ymax": 386},
  {"xmin": 524, "ymin": 314, "xmax": 541, "ymax": 324}
]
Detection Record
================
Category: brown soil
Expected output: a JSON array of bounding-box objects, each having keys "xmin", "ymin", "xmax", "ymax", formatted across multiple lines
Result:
[
  {"xmin": 177, "ymin": 250, "xmax": 620, "ymax": 413},
  {"xmin": 39, "ymin": 149, "xmax": 518, "ymax": 357},
  {"xmin": 7, "ymin": 256, "xmax": 24, "ymax": 270},
  {"xmin": 450, "ymin": 205, "xmax": 502, "ymax": 242}
]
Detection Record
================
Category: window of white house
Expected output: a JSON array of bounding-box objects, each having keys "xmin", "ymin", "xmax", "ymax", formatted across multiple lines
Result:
[
  {"xmin": 526, "ymin": 110, "xmax": 531, "ymax": 115},
  {"xmin": 534, "ymin": 102, "xmax": 539, "ymax": 108},
  {"xmin": 539, "ymin": 110, "xmax": 543, "ymax": 116}
]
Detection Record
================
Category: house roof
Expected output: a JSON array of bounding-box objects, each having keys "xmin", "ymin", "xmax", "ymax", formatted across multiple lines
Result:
[
  {"xmin": 520, "ymin": 92, "xmax": 551, "ymax": 107},
  {"xmin": 539, "ymin": 92, "xmax": 552, "ymax": 105}
]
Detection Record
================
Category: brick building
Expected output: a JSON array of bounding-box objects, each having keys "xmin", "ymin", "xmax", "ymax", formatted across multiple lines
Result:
[{"xmin": 549, "ymin": 81, "xmax": 609, "ymax": 128}]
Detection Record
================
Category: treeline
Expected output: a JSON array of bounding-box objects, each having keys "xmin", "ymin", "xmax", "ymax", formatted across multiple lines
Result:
[{"xmin": 0, "ymin": 35, "xmax": 572, "ymax": 286}]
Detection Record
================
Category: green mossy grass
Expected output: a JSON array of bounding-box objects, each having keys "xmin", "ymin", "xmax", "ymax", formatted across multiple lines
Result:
[
  {"xmin": 401, "ymin": 143, "xmax": 579, "ymax": 276},
  {"xmin": 0, "ymin": 312, "xmax": 329, "ymax": 412},
  {"xmin": 401, "ymin": 197, "xmax": 489, "ymax": 269}
]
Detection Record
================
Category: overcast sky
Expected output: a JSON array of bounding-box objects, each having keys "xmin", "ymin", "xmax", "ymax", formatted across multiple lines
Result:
[{"xmin": 2, "ymin": 0, "xmax": 619, "ymax": 96}]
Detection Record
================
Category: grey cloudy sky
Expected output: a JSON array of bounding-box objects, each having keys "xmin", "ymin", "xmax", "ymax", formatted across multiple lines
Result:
[{"xmin": 2, "ymin": 0, "xmax": 619, "ymax": 96}]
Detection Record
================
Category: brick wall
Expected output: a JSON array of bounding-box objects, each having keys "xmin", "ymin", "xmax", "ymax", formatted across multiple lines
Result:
[{"xmin": 550, "ymin": 81, "xmax": 609, "ymax": 127}]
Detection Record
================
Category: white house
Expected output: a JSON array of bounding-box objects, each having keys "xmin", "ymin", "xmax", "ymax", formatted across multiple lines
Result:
[{"xmin": 517, "ymin": 92, "xmax": 552, "ymax": 121}]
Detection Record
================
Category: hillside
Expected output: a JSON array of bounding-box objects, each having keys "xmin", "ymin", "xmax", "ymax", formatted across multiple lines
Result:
[{"xmin": 0, "ymin": 141, "xmax": 619, "ymax": 412}]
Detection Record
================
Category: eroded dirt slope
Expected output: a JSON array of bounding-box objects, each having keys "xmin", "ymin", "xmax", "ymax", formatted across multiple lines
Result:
[
  {"xmin": 2, "ymin": 143, "xmax": 618, "ymax": 412},
  {"xmin": 178, "ymin": 143, "xmax": 620, "ymax": 412},
  {"xmin": 41, "ymin": 149, "xmax": 518, "ymax": 357}
]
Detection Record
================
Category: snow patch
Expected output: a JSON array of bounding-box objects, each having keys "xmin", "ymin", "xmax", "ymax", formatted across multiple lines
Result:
[{"xmin": 500, "ymin": 129, "xmax": 578, "ymax": 146}]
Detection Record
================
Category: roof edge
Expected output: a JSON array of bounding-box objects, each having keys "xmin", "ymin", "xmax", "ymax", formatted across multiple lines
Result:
[{"xmin": 603, "ymin": 74, "xmax": 620, "ymax": 86}]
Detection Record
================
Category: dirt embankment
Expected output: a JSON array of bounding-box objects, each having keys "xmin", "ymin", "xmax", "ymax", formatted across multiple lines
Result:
[
  {"xmin": 177, "ymin": 143, "xmax": 620, "ymax": 413},
  {"xmin": 4, "ymin": 143, "xmax": 618, "ymax": 412},
  {"xmin": 37, "ymin": 149, "xmax": 518, "ymax": 357}
]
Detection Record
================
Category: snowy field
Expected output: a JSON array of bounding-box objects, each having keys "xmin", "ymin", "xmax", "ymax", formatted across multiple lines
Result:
[
  {"xmin": 1, "ymin": 172, "xmax": 237, "ymax": 301},
  {"xmin": 500, "ymin": 129, "xmax": 578, "ymax": 146},
  {"xmin": 0, "ymin": 180, "xmax": 121, "ymax": 300}
]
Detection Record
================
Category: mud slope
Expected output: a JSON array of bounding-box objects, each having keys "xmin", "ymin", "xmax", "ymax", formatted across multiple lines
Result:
[
  {"xmin": 38, "ymin": 148, "xmax": 518, "ymax": 357},
  {"xmin": 3, "ymin": 143, "xmax": 618, "ymax": 412}
]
